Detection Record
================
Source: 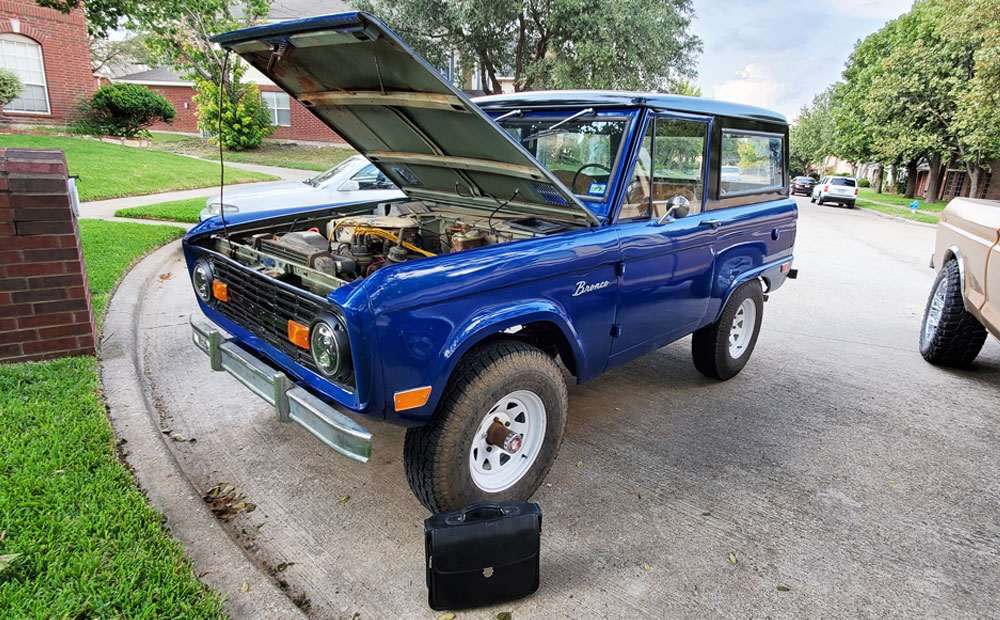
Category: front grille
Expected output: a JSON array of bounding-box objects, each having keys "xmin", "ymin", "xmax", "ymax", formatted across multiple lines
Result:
[{"xmin": 209, "ymin": 256, "xmax": 327, "ymax": 377}]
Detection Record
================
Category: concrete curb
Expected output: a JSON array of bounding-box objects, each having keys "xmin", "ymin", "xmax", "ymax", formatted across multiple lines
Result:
[{"xmin": 99, "ymin": 240, "xmax": 307, "ymax": 620}]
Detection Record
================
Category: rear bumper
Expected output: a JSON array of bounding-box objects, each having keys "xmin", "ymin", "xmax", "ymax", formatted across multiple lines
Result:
[
  {"xmin": 821, "ymin": 194, "xmax": 855, "ymax": 203},
  {"xmin": 190, "ymin": 316, "xmax": 372, "ymax": 463}
]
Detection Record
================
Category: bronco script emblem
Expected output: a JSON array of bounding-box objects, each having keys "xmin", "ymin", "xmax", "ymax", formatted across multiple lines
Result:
[{"xmin": 573, "ymin": 280, "xmax": 610, "ymax": 296}]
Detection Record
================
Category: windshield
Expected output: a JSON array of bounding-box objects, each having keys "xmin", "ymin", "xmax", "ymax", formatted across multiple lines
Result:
[
  {"xmin": 307, "ymin": 158, "xmax": 358, "ymax": 187},
  {"xmin": 498, "ymin": 116, "xmax": 627, "ymax": 200}
]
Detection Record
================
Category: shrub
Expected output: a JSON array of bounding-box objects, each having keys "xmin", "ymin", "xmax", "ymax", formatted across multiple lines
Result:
[
  {"xmin": 193, "ymin": 67, "xmax": 274, "ymax": 151},
  {"xmin": 858, "ymin": 178, "xmax": 871, "ymax": 187},
  {"xmin": 809, "ymin": 172, "xmax": 820, "ymax": 181},
  {"xmin": 0, "ymin": 69, "xmax": 23, "ymax": 108},
  {"xmin": 81, "ymin": 83, "xmax": 176, "ymax": 137}
]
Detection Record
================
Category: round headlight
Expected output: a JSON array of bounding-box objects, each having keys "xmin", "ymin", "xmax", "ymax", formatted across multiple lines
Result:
[
  {"xmin": 310, "ymin": 316, "xmax": 351, "ymax": 379},
  {"xmin": 192, "ymin": 260, "xmax": 213, "ymax": 303}
]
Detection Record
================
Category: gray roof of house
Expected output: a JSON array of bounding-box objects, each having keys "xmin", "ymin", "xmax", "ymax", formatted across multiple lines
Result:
[
  {"xmin": 115, "ymin": 66, "xmax": 189, "ymax": 84},
  {"xmin": 267, "ymin": 0, "xmax": 350, "ymax": 20}
]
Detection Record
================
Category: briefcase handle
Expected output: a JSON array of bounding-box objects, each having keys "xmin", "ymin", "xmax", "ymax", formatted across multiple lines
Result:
[{"xmin": 445, "ymin": 502, "xmax": 518, "ymax": 524}]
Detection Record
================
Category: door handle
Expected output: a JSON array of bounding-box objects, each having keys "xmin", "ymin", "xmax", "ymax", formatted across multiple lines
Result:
[{"xmin": 701, "ymin": 219, "xmax": 724, "ymax": 229}]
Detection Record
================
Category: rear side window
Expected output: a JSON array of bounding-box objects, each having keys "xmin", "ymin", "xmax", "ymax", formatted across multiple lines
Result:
[
  {"xmin": 719, "ymin": 131, "xmax": 784, "ymax": 196},
  {"xmin": 830, "ymin": 177, "xmax": 856, "ymax": 187}
]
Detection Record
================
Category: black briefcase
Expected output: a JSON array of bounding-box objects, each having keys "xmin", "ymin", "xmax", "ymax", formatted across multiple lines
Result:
[{"xmin": 424, "ymin": 501, "xmax": 542, "ymax": 610}]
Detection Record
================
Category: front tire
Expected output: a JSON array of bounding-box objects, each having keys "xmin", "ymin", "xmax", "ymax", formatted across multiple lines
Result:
[
  {"xmin": 817, "ymin": 195, "xmax": 825, "ymax": 205},
  {"xmin": 404, "ymin": 339, "xmax": 569, "ymax": 513},
  {"xmin": 692, "ymin": 280, "xmax": 764, "ymax": 380},
  {"xmin": 919, "ymin": 259, "xmax": 987, "ymax": 367}
]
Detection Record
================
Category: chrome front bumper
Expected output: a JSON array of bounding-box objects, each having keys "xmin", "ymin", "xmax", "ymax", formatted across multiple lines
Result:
[{"xmin": 190, "ymin": 317, "xmax": 372, "ymax": 463}]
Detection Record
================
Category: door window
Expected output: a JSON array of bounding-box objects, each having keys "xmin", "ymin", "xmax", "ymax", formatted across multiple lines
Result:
[
  {"xmin": 351, "ymin": 164, "xmax": 394, "ymax": 190},
  {"xmin": 619, "ymin": 116, "xmax": 707, "ymax": 220}
]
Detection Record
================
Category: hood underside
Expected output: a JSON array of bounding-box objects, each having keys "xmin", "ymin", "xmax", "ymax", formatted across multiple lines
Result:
[{"xmin": 213, "ymin": 12, "xmax": 599, "ymax": 226}]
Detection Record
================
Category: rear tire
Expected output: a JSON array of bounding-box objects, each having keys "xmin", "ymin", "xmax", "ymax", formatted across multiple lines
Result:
[
  {"xmin": 404, "ymin": 339, "xmax": 569, "ymax": 513},
  {"xmin": 692, "ymin": 280, "xmax": 764, "ymax": 380},
  {"xmin": 919, "ymin": 259, "xmax": 987, "ymax": 367},
  {"xmin": 847, "ymin": 200, "xmax": 856, "ymax": 208}
]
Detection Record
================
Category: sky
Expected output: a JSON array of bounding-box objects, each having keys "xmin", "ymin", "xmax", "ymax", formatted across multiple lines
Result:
[{"xmin": 689, "ymin": 0, "xmax": 915, "ymax": 121}]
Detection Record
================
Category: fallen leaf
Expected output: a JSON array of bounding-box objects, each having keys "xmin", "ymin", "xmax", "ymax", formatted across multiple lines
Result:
[
  {"xmin": 245, "ymin": 503, "xmax": 257, "ymax": 513},
  {"xmin": 240, "ymin": 581, "xmax": 250, "ymax": 593},
  {"xmin": 170, "ymin": 433, "xmax": 186, "ymax": 442},
  {"xmin": 642, "ymin": 562, "xmax": 651, "ymax": 572},
  {"xmin": 702, "ymin": 512, "xmax": 711, "ymax": 517},
  {"xmin": 437, "ymin": 613, "xmax": 456, "ymax": 620},
  {"xmin": 728, "ymin": 553, "xmax": 737, "ymax": 565},
  {"xmin": 576, "ymin": 461, "xmax": 583, "ymax": 468},
  {"xmin": 352, "ymin": 614, "xmax": 361, "ymax": 620},
  {"xmin": 777, "ymin": 585, "xmax": 791, "ymax": 592},
  {"xmin": 0, "ymin": 553, "xmax": 22, "ymax": 572},
  {"xmin": 277, "ymin": 562, "xmax": 295, "ymax": 572},
  {"xmin": 339, "ymin": 495, "xmax": 350, "ymax": 503},
  {"xmin": 497, "ymin": 613, "xmax": 512, "ymax": 620},
  {"xmin": 158, "ymin": 272, "xmax": 173, "ymax": 281},
  {"xmin": 52, "ymin": 469, "xmax": 66, "ymax": 475}
]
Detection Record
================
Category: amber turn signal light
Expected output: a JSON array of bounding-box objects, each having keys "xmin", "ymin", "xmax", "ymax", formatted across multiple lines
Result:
[
  {"xmin": 394, "ymin": 386, "xmax": 432, "ymax": 411},
  {"xmin": 212, "ymin": 281, "xmax": 228, "ymax": 302},
  {"xmin": 287, "ymin": 320, "xmax": 310, "ymax": 349}
]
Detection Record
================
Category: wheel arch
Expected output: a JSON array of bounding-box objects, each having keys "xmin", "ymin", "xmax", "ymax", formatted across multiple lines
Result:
[{"xmin": 940, "ymin": 245, "xmax": 973, "ymax": 312}]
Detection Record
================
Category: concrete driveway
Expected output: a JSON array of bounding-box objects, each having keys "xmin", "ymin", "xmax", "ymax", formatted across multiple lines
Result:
[{"xmin": 107, "ymin": 197, "xmax": 1000, "ymax": 618}]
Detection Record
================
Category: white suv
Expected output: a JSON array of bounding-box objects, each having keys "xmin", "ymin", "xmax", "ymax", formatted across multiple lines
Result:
[{"xmin": 811, "ymin": 176, "xmax": 858, "ymax": 208}]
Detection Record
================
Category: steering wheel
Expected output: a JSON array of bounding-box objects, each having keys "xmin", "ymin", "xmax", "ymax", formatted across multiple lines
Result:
[{"xmin": 570, "ymin": 163, "xmax": 612, "ymax": 194}]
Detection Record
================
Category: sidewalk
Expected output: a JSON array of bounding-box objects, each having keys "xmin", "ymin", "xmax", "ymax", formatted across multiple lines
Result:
[{"xmin": 79, "ymin": 161, "xmax": 313, "ymax": 229}]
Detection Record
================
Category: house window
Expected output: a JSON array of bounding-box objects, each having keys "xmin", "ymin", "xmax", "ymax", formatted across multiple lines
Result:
[
  {"xmin": 260, "ymin": 91, "xmax": 290, "ymax": 126},
  {"xmin": 953, "ymin": 171, "xmax": 966, "ymax": 196},
  {"xmin": 0, "ymin": 34, "xmax": 50, "ymax": 114},
  {"xmin": 979, "ymin": 172, "xmax": 992, "ymax": 199}
]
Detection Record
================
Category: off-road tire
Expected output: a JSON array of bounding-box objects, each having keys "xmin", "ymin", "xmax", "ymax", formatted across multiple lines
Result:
[
  {"xmin": 404, "ymin": 339, "xmax": 569, "ymax": 513},
  {"xmin": 692, "ymin": 280, "xmax": 764, "ymax": 380},
  {"xmin": 919, "ymin": 259, "xmax": 987, "ymax": 367}
]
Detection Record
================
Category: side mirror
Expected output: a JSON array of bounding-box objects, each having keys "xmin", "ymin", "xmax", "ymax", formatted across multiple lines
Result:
[
  {"xmin": 338, "ymin": 180, "xmax": 361, "ymax": 192},
  {"xmin": 656, "ymin": 195, "xmax": 691, "ymax": 225}
]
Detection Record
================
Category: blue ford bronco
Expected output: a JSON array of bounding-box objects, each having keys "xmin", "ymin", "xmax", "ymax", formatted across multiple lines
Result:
[{"xmin": 184, "ymin": 12, "xmax": 797, "ymax": 512}]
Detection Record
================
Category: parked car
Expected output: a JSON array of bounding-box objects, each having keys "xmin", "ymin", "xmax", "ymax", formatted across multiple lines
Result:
[
  {"xmin": 790, "ymin": 176, "xmax": 816, "ymax": 196},
  {"xmin": 185, "ymin": 12, "xmax": 798, "ymax": 512},
  {"xmin": 811, "ymin": 176, "xmax": 858, "ymax": 207},
  {"xmin": 721, "ymin": 165, "xmax": 742, "ymax": 182},
  {"xmin": 200, "ymin": 154, "xmax": 403, "ymax": 221},
  {"xmin": 919, "ymin": 197, "xmax": 1000, "ymax": 367}
]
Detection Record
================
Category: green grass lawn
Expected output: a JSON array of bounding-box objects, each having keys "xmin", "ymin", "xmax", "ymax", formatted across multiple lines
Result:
[
  {"xmin": 0, "ymin": 134, "xmax": 276, "ymax": 201},
  {"xmin": 79, "ymin": 219, "xmax": 186, "ymax": 321},
  {"xmin": 857, "ymin": 188, "xmax": 947, "ymax": 212},
  {"xmin": 856, "ymin": 199, "xmax": 940, "ymax": 224},
  {"xmin": 115, "ymin": 197, "xmax": 205, "ymax": 224},
  {"xmin": 150, "ymin": 132, "xmax": 356, "ymax": 172},
  {"xmin": 0, "ymin": 221, "xmax": 225, "ymax": 618}
]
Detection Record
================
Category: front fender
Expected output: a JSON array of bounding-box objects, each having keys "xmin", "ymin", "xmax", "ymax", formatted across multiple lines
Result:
[{"xmin": 383, "ymin": 300, "xmax": 586, "ymax": 426}]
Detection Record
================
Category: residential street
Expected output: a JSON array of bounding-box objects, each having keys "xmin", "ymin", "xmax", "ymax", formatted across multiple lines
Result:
[{"xmin": 107, "ymin": 196, "xmax": 1000, "ymax": 619}]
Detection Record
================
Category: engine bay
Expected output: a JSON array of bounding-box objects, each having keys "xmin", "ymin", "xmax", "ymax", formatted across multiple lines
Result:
[{"xmin": 196, "ymin": 200, "xmax": 579, "ymax": 296}]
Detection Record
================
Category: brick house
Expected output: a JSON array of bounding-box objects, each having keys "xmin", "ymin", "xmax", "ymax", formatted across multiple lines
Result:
[
  {"xmin": 114, "ymin": 66, "xmax": 346, "ymax": 144},
  {"xmin": 0, "ymin": 0, "xmax": 98, "ymax": 123},
  {"xmin": 915, "ymin": 159, "xmax": 998, "ymax": 202}
]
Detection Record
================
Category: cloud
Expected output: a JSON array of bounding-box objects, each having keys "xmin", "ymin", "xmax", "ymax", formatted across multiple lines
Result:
[
  {"xmin": 711, "ymin": 63, "xmax": 787, "ymax": 111},
  {"xmin": 824, "ymin": 0, "xmax": 914, "ymax": 19}
]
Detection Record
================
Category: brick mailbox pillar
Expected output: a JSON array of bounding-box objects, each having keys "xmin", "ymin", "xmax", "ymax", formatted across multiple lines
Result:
[{"xmin": 0, "ymin": 148, "xmax": 97, "ymax": 363}]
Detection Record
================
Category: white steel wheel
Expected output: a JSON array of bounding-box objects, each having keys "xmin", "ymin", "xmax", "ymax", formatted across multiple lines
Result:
[
  {"xmin": 728, "ymin": 298, "xmax": 758, "ymax": 359},
  {"xmin": 469, "ymin": 390, "xmax": 547, "ymax": 493}
]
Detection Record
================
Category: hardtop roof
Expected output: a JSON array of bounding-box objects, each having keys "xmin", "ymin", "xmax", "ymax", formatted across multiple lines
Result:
[{"xmin": 474, "ymin": 90, "xmax": 787, "ymax": 125}]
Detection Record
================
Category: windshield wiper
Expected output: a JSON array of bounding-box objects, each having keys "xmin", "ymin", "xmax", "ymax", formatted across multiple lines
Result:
[{"xmin": 521, "ymin": 108, "xmax": 595, "ymax": 142}]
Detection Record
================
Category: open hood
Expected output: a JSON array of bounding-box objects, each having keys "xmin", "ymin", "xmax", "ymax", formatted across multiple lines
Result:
[{"xmin": 213, "ymin": 12, "xmax": 599, "ymax": 226}]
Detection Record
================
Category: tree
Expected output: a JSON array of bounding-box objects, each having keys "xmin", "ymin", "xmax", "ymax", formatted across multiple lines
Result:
[
  {"xmin": 790, "ymin": 85, "xmax": 837, "ymax": 175},
  {"xmin": 349, "ymin": 0, "xmax": 701, "ymax": 94},
  {"xmin": 193, "ymin": 63, "xmax": 274, "ymax": 150},
  {"xmin": 668, "ymin": 78, "xmax": 701, "ymax": 97}
]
